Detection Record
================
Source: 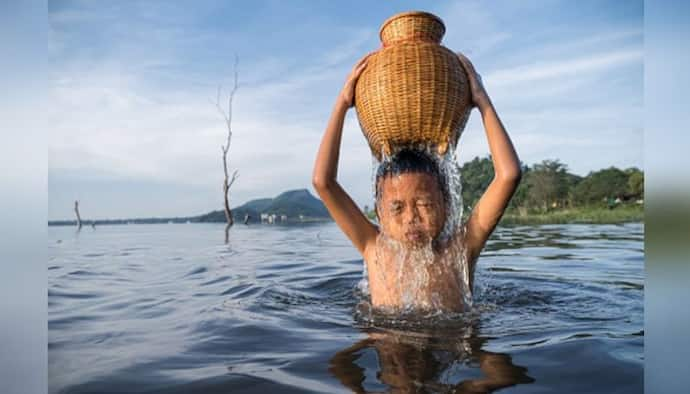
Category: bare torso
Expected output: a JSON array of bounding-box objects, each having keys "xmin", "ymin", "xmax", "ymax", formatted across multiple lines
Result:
[{"xmin": 363, "ymin": 226, "xmax": 476, "ymax": 313}]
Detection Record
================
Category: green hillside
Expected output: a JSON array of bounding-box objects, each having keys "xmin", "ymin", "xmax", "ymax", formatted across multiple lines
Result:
[{"xmin": 197, "ymin": 189, "xmax": 331, "ymax": 224}]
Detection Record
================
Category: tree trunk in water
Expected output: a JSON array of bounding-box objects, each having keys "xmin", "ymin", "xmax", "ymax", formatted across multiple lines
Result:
[
  {"xmin": 223, "ymin": 176, "xmax": 233, "ymax": 227},
  {"xmin": 74, "ymin": 200, "xmax": 82, "ymax": 230},
  {"xmin": 214, "ymin": 55, "xmax": 240, "ymax": 244}
]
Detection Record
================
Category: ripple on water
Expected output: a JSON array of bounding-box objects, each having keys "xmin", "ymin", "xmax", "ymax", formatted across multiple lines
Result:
[
  {"xmin": 221, "ymin": 283, "xmax": 261, "ymax": 299},
  {"xmin": 481, "ymin": 285, "xmax": 558, "ymax": 311},
  {"xmin": 184, "ymin": 266, "xmax": 208, "ymax": 277},
  {"xmin": 48, "ymin": 289, "xmax": 106, "ymax": 299},
  {"xmin": 200, "ymin": 275, "xmax": 232, "ymax": 286},
  {"xmin": 82, "ymin": 253, "xmax": 106, "ymax": 258},
  {"xmin": 261, "ymin": 287, "xmax": 320, "ymax": 310},
  {"xmin": 67, "ymin": 269, "xmax": 100, "ymax": 277},
  {"xmin": 595, "ymin": 280, "xmax": 644, "ymax": 290}
]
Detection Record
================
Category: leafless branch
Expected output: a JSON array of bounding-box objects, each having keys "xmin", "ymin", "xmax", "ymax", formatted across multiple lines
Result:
[
  {"xmin": 228, "ymin": 170, "xmax": 239, "ymax": 189},
  {"xmin": 212, "ymin": 54, "xmax": 240, "ymax": 232}
]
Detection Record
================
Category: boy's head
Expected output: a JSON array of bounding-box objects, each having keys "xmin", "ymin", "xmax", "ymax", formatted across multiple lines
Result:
[{"xmin": 375, "ymin": 148, "xmax": 449, "ymax": 247}]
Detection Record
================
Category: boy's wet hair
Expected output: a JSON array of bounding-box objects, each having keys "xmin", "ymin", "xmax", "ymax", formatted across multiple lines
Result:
[{"xmin": 375, "ymin": 148, "xmax": 449, "ymax": 205}]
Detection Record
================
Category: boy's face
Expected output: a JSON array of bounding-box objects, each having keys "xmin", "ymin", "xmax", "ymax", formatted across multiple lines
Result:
[{"xmin": 376, "ymin": 172, "xmax": 446, "ymax": 247}]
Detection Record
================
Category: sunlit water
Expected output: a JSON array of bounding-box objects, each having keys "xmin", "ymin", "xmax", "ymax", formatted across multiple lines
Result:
[{"xmin": 49, "ymin": 222, "xmax": 643, "ymax": 393}]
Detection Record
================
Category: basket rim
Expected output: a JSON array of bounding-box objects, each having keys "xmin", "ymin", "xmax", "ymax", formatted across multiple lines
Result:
[
  {"xmin": 368, "ymin": 41, "xmax": 458, "ymax": 56},
  {"xmin": 378, "ymin": 10, "xmax": 446, "ymax": 42}
]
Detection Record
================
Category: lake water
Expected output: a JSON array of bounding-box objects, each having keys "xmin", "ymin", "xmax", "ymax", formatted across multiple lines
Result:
[{"xmin": 48, "ymin": 222, "xmax": 643, "ymax": 393}]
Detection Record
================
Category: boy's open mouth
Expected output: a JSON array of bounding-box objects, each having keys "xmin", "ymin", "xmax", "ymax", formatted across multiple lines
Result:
[{"xmin": 405, "ymin": 230, "xmax": 426, "ymax": 242}]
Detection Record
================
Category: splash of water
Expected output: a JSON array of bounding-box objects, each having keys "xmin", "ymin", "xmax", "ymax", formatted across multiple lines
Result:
[{"xmin": 358, "ymin": 144, "xmax": 474, "ymax": 320}]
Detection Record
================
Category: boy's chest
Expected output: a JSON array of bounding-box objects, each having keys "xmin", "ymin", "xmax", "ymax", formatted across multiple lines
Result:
[{"xmin": 364, "ymin": 247, "xmax": 465, "ymax": 311}]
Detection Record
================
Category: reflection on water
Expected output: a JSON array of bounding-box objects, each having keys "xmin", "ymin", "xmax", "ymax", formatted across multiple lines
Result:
[
  {"xmin": 49, "ymin": 222, "xmax": 643, "ymax": 393},
  {"xmin": 330, "ymin": 321, "xmax": 534, "ymax": 393}
]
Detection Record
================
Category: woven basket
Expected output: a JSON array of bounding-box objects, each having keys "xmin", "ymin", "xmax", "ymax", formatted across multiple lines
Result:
[{"xmin": 354, "ymin": 11, "xmax": 472, "ymax": 160}]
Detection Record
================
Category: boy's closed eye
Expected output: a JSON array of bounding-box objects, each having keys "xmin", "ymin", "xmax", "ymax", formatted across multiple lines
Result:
[
  {"xmin": 389, "ymin": 201, "xmax": 404, "ymax": 215},
  {"xmin": 416, "ymin": 199, "xmax": 433, "ymax": 207}
]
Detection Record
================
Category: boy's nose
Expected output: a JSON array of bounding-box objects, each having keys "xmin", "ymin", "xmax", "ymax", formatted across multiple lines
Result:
[{"xmin": 404, "ymin": 206, "xmax": 421, "ymax": 224}]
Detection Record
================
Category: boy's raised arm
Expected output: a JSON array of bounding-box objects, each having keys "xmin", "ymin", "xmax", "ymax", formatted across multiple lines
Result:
[
  {"xmin": 456, "ymin": 53, "xmax": 522, "ymax": 265},
  {"xmin": 312, "ymin": 54, "xmax": 378, "ymax": 256}
]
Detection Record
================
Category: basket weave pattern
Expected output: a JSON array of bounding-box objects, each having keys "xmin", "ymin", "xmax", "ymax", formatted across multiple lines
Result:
[{"xmin": 355, "ymin": 11, "xmax": 472, "ymax": 159}]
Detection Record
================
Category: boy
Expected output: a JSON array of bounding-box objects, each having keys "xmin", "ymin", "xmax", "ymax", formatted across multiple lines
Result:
[{"xmin": 312, "ymin": 53, "xmax": 521, "ymax": 312}]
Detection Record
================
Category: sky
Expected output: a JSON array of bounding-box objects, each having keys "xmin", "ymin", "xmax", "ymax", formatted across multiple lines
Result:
[{"xmin": 47, "ymin": 0, "xmax": 643, "ymax": 220}]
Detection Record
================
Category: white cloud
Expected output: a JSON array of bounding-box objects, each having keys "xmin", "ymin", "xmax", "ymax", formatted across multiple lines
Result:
[{"xmin": 485, "ymin": 49, "xmax": 642, "ymax": 87}]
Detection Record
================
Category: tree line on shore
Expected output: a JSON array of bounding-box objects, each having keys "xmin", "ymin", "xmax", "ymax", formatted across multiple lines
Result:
[{"xmin": 460, "ymin": 156, "xmax": 644, "ymax": 215}]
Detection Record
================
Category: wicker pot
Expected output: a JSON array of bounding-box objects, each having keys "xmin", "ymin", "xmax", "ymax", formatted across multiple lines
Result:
[{"xmin": 354, "ymin": 11, "xmax": 472, "ymax": 160}]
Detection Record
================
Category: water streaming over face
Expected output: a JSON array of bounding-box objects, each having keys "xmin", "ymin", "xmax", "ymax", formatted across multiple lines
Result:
[{"xmin": 362, "ymin": 144, "xmax": 473, "ymax": 317}]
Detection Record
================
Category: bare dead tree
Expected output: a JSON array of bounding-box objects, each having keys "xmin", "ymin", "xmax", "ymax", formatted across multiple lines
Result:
[
  {"xmin": 213, "ymin": 54, "xmax": 240, "ymax": 242},
  {"xmin": 74, "ymin": 200, "xmax": 82, "ymax": 230}
]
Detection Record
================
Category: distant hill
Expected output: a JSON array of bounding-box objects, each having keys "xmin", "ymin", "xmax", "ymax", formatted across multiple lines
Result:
[
  {"xmin": 266, "ymin": 189, "xmax": 330, "ymax": 217},
  {"xmin": 240, "ymin": 198, "xmax": 273, "ymax": 213},
  {"xmin": 197, "ymin": 189, "xmax": 331, "ymax": 224}
]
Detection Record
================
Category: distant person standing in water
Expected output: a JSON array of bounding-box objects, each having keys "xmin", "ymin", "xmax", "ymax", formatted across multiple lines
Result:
[{"xmin": 312, "ymin": 52, "xmax": 521, "ymax": 313}]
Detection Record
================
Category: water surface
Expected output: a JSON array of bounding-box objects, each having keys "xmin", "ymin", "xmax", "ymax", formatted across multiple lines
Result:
[{"xmin": 49, "ymin": 222, "xmax": 643, "ymax": 393}]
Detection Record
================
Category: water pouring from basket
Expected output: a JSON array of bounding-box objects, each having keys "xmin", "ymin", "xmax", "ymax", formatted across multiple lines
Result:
[{"xmin": 354, "ymin": 11, "xmax": 473, "ymax": 160}]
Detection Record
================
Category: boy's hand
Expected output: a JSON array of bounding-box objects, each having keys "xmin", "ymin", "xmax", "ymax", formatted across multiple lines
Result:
[
  {"xmin": 456, "ymin": 52, "xmax": 491, "ymax": 110},
  {"xmin": 338, "ymin": 52, "xmax": 374, "ymax": 108}
]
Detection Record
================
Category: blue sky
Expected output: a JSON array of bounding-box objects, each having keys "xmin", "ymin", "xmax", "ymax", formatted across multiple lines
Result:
[{"xmin": 48, "ymin": 0, "xmax": 643, "ymax": 220}]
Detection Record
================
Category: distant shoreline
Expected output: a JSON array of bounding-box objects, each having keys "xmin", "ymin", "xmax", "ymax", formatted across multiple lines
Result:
[
  {"xmin": 50, "ymin": 206, "xmax": 643, "ymax": 227},
  {"xmin": 47, "ymin": 217, "xmax": 332, "ymax": 227}
]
